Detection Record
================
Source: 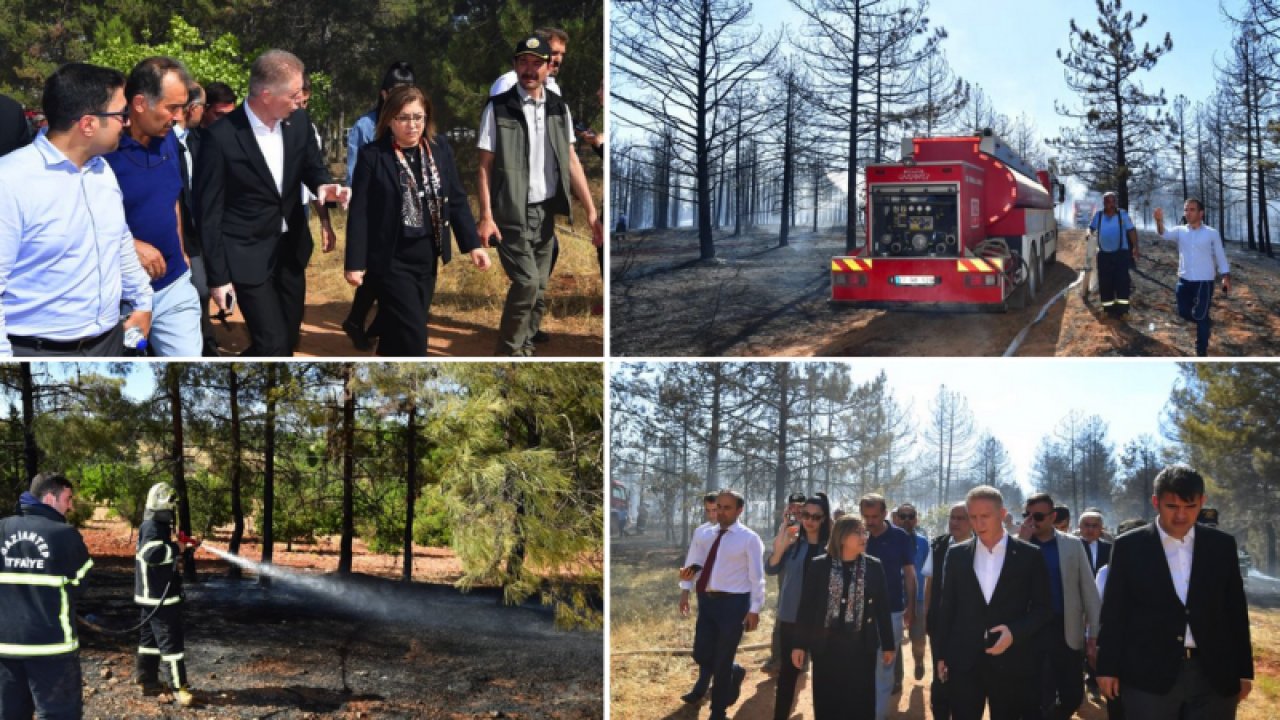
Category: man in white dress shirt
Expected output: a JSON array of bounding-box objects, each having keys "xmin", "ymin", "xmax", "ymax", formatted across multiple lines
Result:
[
  {"xmin": 676, "ymin": 490, "xmax": 765, "ymax": 720},
  {"xmin": 1153, "ymin": 199, "xmax": 1230, "ymax": 357}
]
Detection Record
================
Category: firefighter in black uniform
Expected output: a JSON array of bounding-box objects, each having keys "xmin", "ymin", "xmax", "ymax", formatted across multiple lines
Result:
[
  {"xmin": 0, "ymin": 472, "xmax": 93, "ymax": 719},
  {"xmin": 134, "ymin": 482, "xmax": 197, "ymax": 707}
]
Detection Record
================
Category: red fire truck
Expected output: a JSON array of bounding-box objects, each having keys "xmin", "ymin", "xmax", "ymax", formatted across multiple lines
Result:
[
  {"xmin": 830, "ymin": 130, "xmax": 1062, "ymax": 309},
  {"xmin": 610, "ymin": 480, "xmax": 629, "ymax": 536}
]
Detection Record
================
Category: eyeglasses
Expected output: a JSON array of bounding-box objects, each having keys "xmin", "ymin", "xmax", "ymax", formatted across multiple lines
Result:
[
  {"xmin": 91, "ymin": 109, "xmax": 130, "ymax": 125},
  {"xmin": 394, "ymin": 114, "xmax": 427, "ymax": 125},
  {"xmin": 800, "ymin": 512, "xmax": 825, "ymax": 521},
  {"xmin": 1023, "ymin": 511, "xmax": 1049, "ymax": 522},
  {"xmin": 899, "ymin": 513, "xmax": 916, "ymax": 520}
]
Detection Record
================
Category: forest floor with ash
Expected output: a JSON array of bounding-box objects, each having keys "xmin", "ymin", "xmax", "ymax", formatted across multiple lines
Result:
[
  {"xmin": 73, "ymin": 516, "xmax": 603, "ymax": 719},
  {"xmin": 610, "ymin": 225, "xmax": 1280, "ymax": 357},
  {"xmin": 609, "ymin": 533, "xmax": 1280, "ymax": 720}
]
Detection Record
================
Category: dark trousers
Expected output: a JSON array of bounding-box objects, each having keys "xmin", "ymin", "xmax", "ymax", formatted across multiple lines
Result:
[
  {"xmin": 1120, "ymin": 656, "xmax": 1236, "ymax": 720},
  {"xmin": 773, "ymin": 621, "xmax": 803, "ymax": 720},
  {"xmin": 10, "ymin": 322, "xmax": 124, "ymax": 357},
  {"xmin": 346, "ymin": 282, "xmax": 377, "ymax": 332},
  {"xmin": 948, "ymin": 660, "xmax": 1039, "ymax": 720},
  {"xmin": 811, "ymin": 631, "xmax": 877, "ymax": 720},
  {"xmin": 368, "ymin": 257, "xmax": 437, "ymax": 357},
  {"xmin": 137, "ymin": 604, "xmax": 188, "ymax": 688},
  {"xmin": 235, "ymin": 256, "xmax": 307, "ymax": 357},
  {"xmin": 0, "ymin": 654, "xmax": 82, "ymax": 720},
  {"xmin": 693, "ymin": 591, "xmax": 748, "ymax": 717},
  {"xmin": 1175, "ymin": 279, "xmax": 1215, "ymax": 356},
  {"xmin": 187, "ymin": 254, "xmax": 218, "ymax": 356},
  {"xmin": 932, "ymin": 674, "xmax": 953, "ymax": 719},
  {"xmin": 1040, "ymin": 617, "xmax": 1085, "ymax": 719},
  {"xmin": 1097, "ymin": 250, "xmax": 1132, "ymax": 313}
]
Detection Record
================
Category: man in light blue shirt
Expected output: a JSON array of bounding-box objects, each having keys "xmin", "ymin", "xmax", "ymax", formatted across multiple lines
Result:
[
  {"xmin": 1087, "ymin": 191, "xmax": 1139, "ymax": 317},
  {"xmin": 0, "ymin": 63, "xmax": 153, "ymax": 356},
  {"xmin": 1154, "ymin": 199, "xmax": 1230, "ymax": 356}
]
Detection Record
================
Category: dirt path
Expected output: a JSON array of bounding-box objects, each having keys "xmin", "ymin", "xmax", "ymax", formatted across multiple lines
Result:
[
  {"xmin": 208, "ymin": 277, "xmax": 603, "ymax": 358},
  {"xmin": 611, "ymin": 226, "xmax": 1280, "ymax": 357}
]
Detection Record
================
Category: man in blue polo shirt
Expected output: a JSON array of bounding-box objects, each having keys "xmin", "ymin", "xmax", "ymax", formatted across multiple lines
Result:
[
  {"xmin": 861, "ymin": 493, "xmax": 917, "ymax": 720},
  {"xmin": 1087, "ymin": 192, "xmax": 1139, "ymax": 317},
  {"xmin": 0, "ymin": 63, "xmax": 153, "ymax": 356},
  {"xmin": 105, "ymin": 56, "xmax": 202, "ymax": 357}
]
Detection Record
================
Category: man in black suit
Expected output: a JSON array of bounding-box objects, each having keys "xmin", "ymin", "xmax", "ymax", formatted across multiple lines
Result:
[
  {"xmin": 0, "ymin": 93, "xmax": 31, "ymax": 157},
  {"xmin": 1097, "ymin": 465, "xmax": 1253, "ymax": 719},
  {"xmin": 197, "ymin": 49, "xmax": 349, "ymax": 356},
  {"xmin": 933, "ymin": 485, "xmax": 1052, "ymax": 720},
  {"xmin": 925, "ymin": 501, "xmax": 972, "ymax": 720},
  {"xmin": 1078, "ymin": 509, "xmax": 1112, "ymax": 576}
]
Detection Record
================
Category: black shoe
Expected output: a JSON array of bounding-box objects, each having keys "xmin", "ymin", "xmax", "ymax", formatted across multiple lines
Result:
[
  {"xmin": 914, "ymin": 663, "xmax": 925, "ymax": 681},
  {"xmin": 680, "ymin": 688, "xmax": 706, "ymax": 704},
  {"xmin": 342, "ymin": 319, "xmax": 372, "ymax": 351},
  {"xmin": 531, "ymin": 330, "xmax": 551, "ymax": 343},
  {"xmin": 727, "ymin": 664, "xmax": 746, "ymax": 706}
]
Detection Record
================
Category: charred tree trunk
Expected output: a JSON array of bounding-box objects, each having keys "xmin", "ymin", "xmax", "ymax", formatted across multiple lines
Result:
[
  {"xmin": 261, "ymin": 364, "xmax": 278, "ymax": 587},
  {"xmin": 338, "ymin": 363, "xmax": 356, "ymax": 575},
  {"xmin": 774, "ymin": 366, "xmax": 790, "ymax": 513},
  {"xmin": 167, "ymin": 365, "xmax": 196, "ymax": 582},
  {"xmin": 780, "ymin": 74, "xmax": 796, "ymax": 246},
  {"xmin": 227, "ymin": 365, "xmax": 244, "ymax": 580},
  {"xmin": 402, "ymin": 400, "xmax": 418, "ymax": 582},
  {"xmin": 19, "ymin": 363, "xmax": 37, "ymax": 482}
]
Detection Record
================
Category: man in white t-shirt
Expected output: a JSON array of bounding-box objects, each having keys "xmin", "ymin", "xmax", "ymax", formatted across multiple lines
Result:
[{"xmin": 1153, "ymin": 199, "xmax": 1230, "ymax": 356}]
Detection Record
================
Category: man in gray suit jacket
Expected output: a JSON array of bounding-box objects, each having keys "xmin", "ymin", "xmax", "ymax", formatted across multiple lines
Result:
[{"xmin": 1019, "ymin": 493, "xmax": 1101, "ymax": 720}]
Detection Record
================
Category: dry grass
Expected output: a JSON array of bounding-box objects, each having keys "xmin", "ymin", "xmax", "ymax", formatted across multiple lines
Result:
[
  {"xmin": 1243, "ymin": 607, "xmax": 1280, "ymax": 719},
  {"xmin": 308, "ymin": 173, "xmax": 604, "ymax": 338}
]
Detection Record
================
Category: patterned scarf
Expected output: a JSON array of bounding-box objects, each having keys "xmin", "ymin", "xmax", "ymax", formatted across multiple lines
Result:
[
  {"xmin": 394, "ymin": 140, "xmax": 445, "ymax": 243},
  {"xmin": 824, "ymin": 554, "xmax": 867, "ymax": 629}
]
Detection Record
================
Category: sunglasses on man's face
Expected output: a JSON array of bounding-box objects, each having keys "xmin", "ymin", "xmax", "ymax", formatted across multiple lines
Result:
[
  {"xmin": 1023, "ymin": 511, "xmax": 1049, "ymax": 522},
  {"xmin": 899, "ymin": 513, "xmax": 916, "ymax": 520},
  {"xmin": 91, "ymin": 109, "xmax": 130, "ymax": 124}
]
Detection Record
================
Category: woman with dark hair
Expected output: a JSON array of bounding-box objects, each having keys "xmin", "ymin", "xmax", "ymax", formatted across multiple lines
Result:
[
  {"xmin": 766, "ymin": 493, "xmax": 832, "ymax": 720},
  {"xmin": 344, "ymin": 86, "xmax": 491, "ymax": 355},
  {"xmin": 792, "ymin": 515, "xmax": 896, "ymax": 720},
  {"xmin": 343, "ymin": 61, "xmax": 415, "ymax": 350}
]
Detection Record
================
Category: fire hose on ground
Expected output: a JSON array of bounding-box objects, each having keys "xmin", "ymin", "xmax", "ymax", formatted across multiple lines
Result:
[{"xmin": 78, "ymin": 532, "xmax": 201, "ymax": 636}]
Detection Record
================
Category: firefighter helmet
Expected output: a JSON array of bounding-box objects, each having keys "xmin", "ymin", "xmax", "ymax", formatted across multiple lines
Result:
[{"xmin": 145, "ymin": 483, "xmax": 177, "ymax": 513}]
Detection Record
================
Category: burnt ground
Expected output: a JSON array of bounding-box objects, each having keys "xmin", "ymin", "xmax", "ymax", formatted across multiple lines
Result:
[
  {"xmin": 71, "ymin": 520, "xmax": 602, "ymax": 719},
  {"xmin": 611, "ymin": 225, "xmax": 1280, "ymax": 357}
]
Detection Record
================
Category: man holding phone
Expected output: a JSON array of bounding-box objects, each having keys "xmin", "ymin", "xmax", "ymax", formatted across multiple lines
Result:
[{"xmin": 934, "ymin": 486, "xmax": 1052, "ymax": 720}]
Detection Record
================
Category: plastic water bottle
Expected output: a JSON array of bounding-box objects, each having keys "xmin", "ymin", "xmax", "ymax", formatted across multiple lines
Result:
[{"xmin": 123, "ymin": 327, "xmax": 148, "ymax": 357}]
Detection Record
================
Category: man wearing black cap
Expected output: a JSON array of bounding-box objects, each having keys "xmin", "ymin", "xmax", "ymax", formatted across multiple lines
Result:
[{"xmin": 476, "ymin": 33, "xmax": 602, "ymax": 356}]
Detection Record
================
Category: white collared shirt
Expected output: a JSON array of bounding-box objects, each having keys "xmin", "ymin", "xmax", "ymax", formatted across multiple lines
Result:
[
  {"xmin": 244, "ymin": 101, "xmax": 287, "ymax": 231},
  {"xmin": 1086, "ymin": 539, "xmax": 1098, "ymax": 569},
  {"xmin": 679, "ymin": 521, "xmax": 720, "ymax": 591},
  {"xmin": 683, "ymin": 521, "xmax": 767, "ymax": 613},
  {"xmin": 1161, "ymin": 223, "xmax": 1230, "ymax": 282},
  {"xmin": 973, "ymin": 530, "xmax": 1009, "ymax": 605},
  {"xmin": 1155, "ymin": 519, "xmax": 1197, "ymax": 648}
]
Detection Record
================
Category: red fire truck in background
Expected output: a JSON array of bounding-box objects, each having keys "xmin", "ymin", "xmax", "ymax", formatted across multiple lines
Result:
[
  {"xmin": 830, "ymin": 129, "xmax": 1063, "ymax": 309},
  {"xmin": 610, "ymin": 480, "xmax": 629, "ymax": 536}
]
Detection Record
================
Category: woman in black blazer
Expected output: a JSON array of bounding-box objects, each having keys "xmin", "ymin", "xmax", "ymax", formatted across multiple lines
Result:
[
  {"xmin": 791, "ymin": 515, "xmax": 896, "ymax": 720},
  {"xmin": 344, "ymin": 85, "xmax": 491, "ymax": 355}
]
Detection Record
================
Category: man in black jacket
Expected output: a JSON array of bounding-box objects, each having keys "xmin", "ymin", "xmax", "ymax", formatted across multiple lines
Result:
[
  {"xmin": 1097, "ymin": 465, "xmax": 1253, "ymax": 719},
  {"xmin": 0, "ymin": 472, "xmax": 93, "ymax": 719},
  {"xmin": 926, "ymin": 501, "xmax": 972, "ymax": 720},
  {"xmin": 197, "ymin": 49, "xmax": 350, "ymax": 356},
  {"xmin": 134, "ymin": 482, "xmax": 199, "ymax": 707},
  {"xmin": 933, "ymin": 485, "xmax": 1052, "ymax": 720},
  {"xmin": 0, "ymin": 92, "xmax": 31, "ymax": 157}
]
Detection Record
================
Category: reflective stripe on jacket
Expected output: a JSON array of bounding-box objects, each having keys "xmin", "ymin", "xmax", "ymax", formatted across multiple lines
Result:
[{"xmin": 0, "ymin": 502, "xmax": 93, "ymax": 657}]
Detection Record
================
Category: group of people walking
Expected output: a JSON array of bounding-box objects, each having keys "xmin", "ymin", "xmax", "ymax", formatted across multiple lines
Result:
[
  {"xmin": 0, "ymin": 27, "xmax": 602, "ymax": 358},
  {"xmin": 678, "ymin": 465, "xmax": 1253, "ymax": 720}
]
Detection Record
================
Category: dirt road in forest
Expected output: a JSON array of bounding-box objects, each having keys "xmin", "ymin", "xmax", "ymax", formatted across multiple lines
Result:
[{"xmin": 611, "ymin": 227, "xmax": 1280, "ymax": 357}]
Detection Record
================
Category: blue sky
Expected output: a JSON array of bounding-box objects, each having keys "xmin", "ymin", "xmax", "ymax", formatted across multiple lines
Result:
[
  {"xmin": 616, "ymin": 0, "xmax": 1238, "ymax": 154},
  {"xmin": 765, "ymin": 0, "xmax": 1233, "ymax": 142},
  {"xmin": 872, "ymin": 358, "xmax": 1182, "ymax": 486}
]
